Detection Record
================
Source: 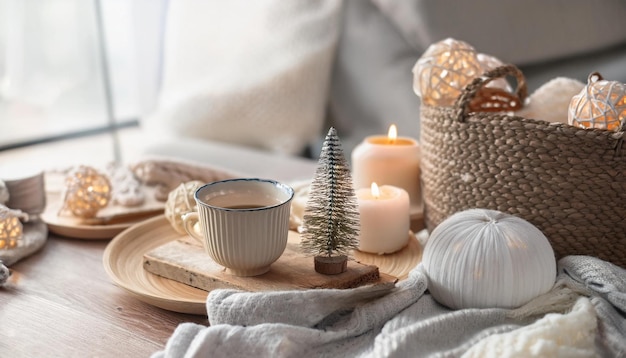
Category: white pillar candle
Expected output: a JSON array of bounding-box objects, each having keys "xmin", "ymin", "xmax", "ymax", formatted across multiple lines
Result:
[
  {"xmin": 351, "ymin": 125, "xmax": 421, "ymax": 208},
  {"xmin": 356, "ymin": 183, "xmax": 410, "ymax": 254}
]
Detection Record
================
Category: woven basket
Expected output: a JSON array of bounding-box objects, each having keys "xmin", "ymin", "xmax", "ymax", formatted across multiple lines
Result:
[{"xmin": 420, "ymin": 64, "xmax": 626, "ymax": 268}]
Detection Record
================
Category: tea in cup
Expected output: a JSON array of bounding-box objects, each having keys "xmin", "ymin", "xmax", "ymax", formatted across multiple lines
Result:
[{"xmin": 183, "ymin": 178, "xmax": 294, "ymax": 276}]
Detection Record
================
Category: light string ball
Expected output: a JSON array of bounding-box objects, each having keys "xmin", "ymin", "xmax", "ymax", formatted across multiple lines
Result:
[
  {"xmin": 413, "ymin": 38, "xmax": 517, "ymax": 110},
  {"xmin": 568, "ymin": 72, "xmax": 626, "ymax": 131},
  {"xmin": 0, "ymin": 205, "xmax": 25, "ymax": 250},
  {"xmin": 61, "ymin": 166, "xmax": 112, "ymax": 218}
]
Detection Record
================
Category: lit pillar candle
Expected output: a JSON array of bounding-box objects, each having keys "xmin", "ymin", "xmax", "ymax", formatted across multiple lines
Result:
[
  {"xmin": 356, "ymin": 183, "xmax": 410, "ymax": 254},
  {"xmin": 351, "ymin": 125, "xmax": 421, "ymax": 209}
]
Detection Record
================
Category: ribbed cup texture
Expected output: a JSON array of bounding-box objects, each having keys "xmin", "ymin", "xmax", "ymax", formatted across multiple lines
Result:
[{"xmin": 198, "ymin": 202, "xmax": 290, "ymax": 276}]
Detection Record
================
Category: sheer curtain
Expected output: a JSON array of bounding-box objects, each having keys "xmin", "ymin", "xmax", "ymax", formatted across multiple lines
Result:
[{"xmin": 0, "ymin": 0, "xmax": 165, "ymax": 153}]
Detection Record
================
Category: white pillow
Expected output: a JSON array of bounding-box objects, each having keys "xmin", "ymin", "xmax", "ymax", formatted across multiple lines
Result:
[{"xmin": 143, "ymin": 0, "xmax": 342, "ymax": 155}]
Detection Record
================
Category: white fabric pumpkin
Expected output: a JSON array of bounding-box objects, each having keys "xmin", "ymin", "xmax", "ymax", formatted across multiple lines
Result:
[{"xmin": 422, "ymin": 208, "xmax": 556, "ymax": 309}]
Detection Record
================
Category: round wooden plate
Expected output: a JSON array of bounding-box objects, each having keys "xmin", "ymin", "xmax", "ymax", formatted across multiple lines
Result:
[
  {"xmin": 103, "ymin": 215, "xmax": 208, "ymax": 314},
  {"xmin": 42, "ymin": 201, "xmax": 133, "ymax": 239},
  {"xmin": 353, "ymin": 233, "xmax": 423, "ymax": 281},
  {"xmin": 103, "ymin": 215, "xmax": 423, "ymax": 315},
  {"xmin": 42, "ymin": 180, "xmax": 164, "ymax": 240}
]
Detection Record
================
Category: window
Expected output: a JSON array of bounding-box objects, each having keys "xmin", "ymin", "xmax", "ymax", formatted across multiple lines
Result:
[{"xmin": 0, "ymin": 0, "xmax": 163, "ymax": 166}]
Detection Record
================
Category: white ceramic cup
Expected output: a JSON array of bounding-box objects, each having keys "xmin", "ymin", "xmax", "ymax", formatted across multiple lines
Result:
[
  {"xmin": 182, "ymin": 178, "xmax": 294, "ymax": 276},
  {"xmin": 3, "ymin": 170, "xmax": 46, "ymax": 218}
]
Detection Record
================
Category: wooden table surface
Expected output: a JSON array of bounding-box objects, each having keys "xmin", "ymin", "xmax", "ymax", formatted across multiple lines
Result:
[
  {"xmin": 1, "ymin": 142, "xmax": 319, "ymax": 357},
  {"xmin": 2, "ymin": 236, "xmax": 208, "ymax": 357}
]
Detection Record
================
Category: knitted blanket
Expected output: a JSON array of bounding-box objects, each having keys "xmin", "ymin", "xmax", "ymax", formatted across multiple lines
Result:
[{"xmin": 152, "ymin": 256, "xmax": 625, "ymax": 358}]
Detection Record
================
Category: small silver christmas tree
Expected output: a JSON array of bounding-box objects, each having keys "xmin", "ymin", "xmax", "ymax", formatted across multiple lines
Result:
[{"xmin": 300, "ymin": 127, "xmax": 360, "ymax": 274}]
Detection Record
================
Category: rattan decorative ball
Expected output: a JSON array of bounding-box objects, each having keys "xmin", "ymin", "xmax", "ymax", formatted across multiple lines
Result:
[
  {"xmin": 568, "ymin": 72, "xmax": 626, "ymax": 131},
  {"xmin": 165, "ymin": 180, "xmax": 204, "ymax": 234},
  {"xmin": 0, "ymin": 205, "xmax": 23, "ymax": 250},
  {"xmin": 62, "ymin": 166, "xmax": 111, "ymax": 218},
  {"xmin": 413, "ymin": 38, "xmax": 484, "ymax": 106}
]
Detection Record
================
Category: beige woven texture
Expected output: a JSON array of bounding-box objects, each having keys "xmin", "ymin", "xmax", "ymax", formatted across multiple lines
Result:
[{"xmin": 420, "ymin": 65, "xmax": 626, "ymax": 268}]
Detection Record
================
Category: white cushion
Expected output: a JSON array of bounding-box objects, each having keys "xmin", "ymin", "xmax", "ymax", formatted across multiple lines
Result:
[{"xmin": 142, "ymin": 0, "xmax": 342, "ymax": 155}]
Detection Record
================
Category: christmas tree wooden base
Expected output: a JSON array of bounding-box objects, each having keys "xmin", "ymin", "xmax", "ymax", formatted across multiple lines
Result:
[
  {"xmin": 314, "ymin": 255, "xmax": 348, "ymax": 275},
  {"xmin": 143, "ymin": 231, "xmax": 396, "ymax": 292}
]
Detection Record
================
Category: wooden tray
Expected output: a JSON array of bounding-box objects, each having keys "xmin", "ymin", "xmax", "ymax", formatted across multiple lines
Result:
[
  {"xmin": 42, "ymin": 172, "xmax": 164, "ymax": 240},
  {"xmin": 103, "ymin": 215, "xmax": 423, "ymax": 315},
  {"xmin": 143, "ymin": 234, "xmax": 396, "ymax": 292}
]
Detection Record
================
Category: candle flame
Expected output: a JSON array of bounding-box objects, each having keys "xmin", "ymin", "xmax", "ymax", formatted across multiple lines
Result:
[
  {"xmin": 387, "ymin": 124, "xmax": 397, "ymax": 144},
  {"xmin": 371, "ymin": 182, "xmax": 380, "ymax": 198}
]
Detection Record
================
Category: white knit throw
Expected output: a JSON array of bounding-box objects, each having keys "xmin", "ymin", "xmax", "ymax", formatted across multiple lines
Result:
[
  {"xmin": 463, "ymin": 297, "xmax": 597, "ymax": 358},
  {"xmin": 153, "ymin": 255, "xmax": 626, "ymax": 358}
]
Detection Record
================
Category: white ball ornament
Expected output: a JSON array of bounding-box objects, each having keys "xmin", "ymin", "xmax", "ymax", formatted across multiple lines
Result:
[
  {"xmin": 516, "ymin": 77, "xmax": 585, "ymax": 124},
  {"xmin": 422, "ymin": 209, "xmax": 556, "ymax": 309}
]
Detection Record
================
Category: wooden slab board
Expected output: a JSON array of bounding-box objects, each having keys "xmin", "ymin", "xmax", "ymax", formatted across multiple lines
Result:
[{"xmin": 143, "ymin": 231, "xmax": 397, "ymax": 292}]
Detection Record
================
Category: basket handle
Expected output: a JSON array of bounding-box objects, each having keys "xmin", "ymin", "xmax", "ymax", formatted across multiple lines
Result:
[{"xmin": 454, "ymin": 64, "xmax": 528, "ymax": 122}]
